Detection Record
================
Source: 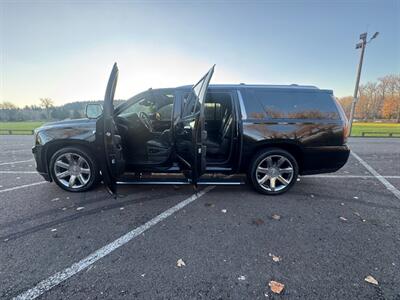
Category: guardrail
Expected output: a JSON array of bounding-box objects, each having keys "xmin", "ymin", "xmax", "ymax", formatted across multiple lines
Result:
[
  {"xmin": 360, "ymin": 131, "xmax": 400, "ymax": 137},
  {"xmin": 0, "ymin": 129, "xmax": 35, "ymax": 135}
]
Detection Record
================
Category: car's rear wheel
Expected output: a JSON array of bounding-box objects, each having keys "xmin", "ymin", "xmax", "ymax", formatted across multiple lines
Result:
[
  {"xmin": 49, "ymin": 147, "xmax": 99, "ymax": 192},
  {"xmin": 248, "ymin": 148, "xmax": 298, "ymax": 195}
]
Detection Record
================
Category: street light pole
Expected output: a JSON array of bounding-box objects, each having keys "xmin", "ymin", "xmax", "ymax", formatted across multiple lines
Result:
[{"xmin": 348, "ymin": 32, "xmax": 379, "ymax": 135}]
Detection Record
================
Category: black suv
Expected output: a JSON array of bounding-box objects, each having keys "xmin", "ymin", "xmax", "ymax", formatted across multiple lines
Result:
[{"xmin": 32, "ymin": 64, "xmax": 350, "ymax": 195}]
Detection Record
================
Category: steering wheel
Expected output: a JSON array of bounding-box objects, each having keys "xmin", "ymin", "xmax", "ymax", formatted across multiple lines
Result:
[{"xmin": 138, "ymin": 111, "xmax": 153, "ymax": 132}]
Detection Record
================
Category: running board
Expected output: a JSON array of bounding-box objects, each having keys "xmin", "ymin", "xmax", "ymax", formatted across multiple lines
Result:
[{"xmin": 116, "ymin": 177, "xmax": 245, "ymax": 186}]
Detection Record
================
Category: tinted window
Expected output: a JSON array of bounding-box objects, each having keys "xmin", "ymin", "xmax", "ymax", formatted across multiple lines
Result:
[
  {"xmin": 204, "ymin": 103, "xmax": 222, "ymax": 120},
  {"xmin": 182, "ymin": 91, "xmax": 231, "ymax": 121},
  {"xmin": 119, "ymin": 91, "xmax": 174, "ymax": 119},
  {"xmin": 246, "ymin": 89, "xmax": 339, "ymax": 119}
]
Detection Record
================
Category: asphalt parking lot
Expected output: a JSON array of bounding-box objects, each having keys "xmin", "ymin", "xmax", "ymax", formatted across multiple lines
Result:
[{"xmin": 0, "ymin": 136, "xmax": 399, "ymax": 300}]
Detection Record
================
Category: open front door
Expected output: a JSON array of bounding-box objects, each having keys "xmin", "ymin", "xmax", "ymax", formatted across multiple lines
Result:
[
  {"xmin": 98, "ymin": 63, "xmax": 125, "ymax": 195},
  {"xmin": 175, "ymin": 65, "xmax": 215, "ymax": 185}
]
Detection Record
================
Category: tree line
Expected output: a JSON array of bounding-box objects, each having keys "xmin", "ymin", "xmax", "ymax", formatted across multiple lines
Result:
[
  {"xmin": 1, "ymin": 74, "xmax": 399, "ymax": 122},
  {"xmin": 338, "ymin": 74, "xmax": 400, "ymax": 122},
  {"xmin": 0, "ymin": 98, "xmax": 125, "ymax": 122}
]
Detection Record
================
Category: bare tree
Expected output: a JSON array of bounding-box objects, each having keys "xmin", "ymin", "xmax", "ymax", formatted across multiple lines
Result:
[
  {"xmin": 0, "ymin": 101, "xmax": 17, "ymax": 109},
  {"xmin": 39, "ymin": 98, "xmax": 54, "ymax": 120}
]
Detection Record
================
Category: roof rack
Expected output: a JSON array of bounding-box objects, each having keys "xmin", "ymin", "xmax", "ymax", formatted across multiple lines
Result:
[{"xmin": 177, "ymin": 84, "xmax": 319, "ymax": 89}]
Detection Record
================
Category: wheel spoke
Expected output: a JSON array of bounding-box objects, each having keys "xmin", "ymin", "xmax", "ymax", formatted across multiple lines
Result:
[
  {"xmin": 55, "ymin": 160, "xmax": 69, "ymax": 169},
  {"xmin": 277, "ymin": 157, "xmax": 286, "ymax": 167},
  {"xmin": 277, "ymin": 175, "xmax": 289, "ymax": 186},
  {"xmin": 56, "ymin": 170, "xmax": 70, "ymax": 178},
  {"xmin": 77, "ymin": 174, "xmax": 86, "ymax": 185},
  {"xmin": 257, "ymin": 166, "xmax": 268, "ymax": 174},
  {"xmin": 258, "ymin": 174, "xmax": 270, "ymax": 184},
  {"xmin": 270, "ymin": 177, "xmax": 276, "ymax": 191},
  {"xmin": 65, "ymin": 153, "xmax": 73, "ymax": 163},
  {"xmin": 77, "ymin": 156, "xmax": 85, "ymax": 167},
  {"xmin": 80, "ymin": 168, "xmax": 90, "ymax": 174},
  {"xmin": 69, "ymin": 175, "xmax": 76, "ymax": 187},
  {"xmin": 266, "ymin": 157, "xmax": 273, "ymax": 167},
  {"xmin": 279, "ymin": 167, "xmax": 293, "ymax": 174}
]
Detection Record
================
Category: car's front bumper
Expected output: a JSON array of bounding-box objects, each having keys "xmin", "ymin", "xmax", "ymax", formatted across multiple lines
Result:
[{"xmin": 32, "ymin": 145, "xmax": 51, "ymax": 182}]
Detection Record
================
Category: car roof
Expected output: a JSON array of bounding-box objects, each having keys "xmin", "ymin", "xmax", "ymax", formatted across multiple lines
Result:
[{"xmin": 175, "ymin": 84, "xmax": 333, "ymax": 94}]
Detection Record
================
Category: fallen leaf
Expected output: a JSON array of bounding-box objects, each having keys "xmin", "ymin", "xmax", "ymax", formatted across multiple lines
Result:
[
  {"xmin": 269, "ymin": 280, "xmax": 285, "ymax": 294},
  {"xmin": 177, "ymin": 258, "xmax": 186, "ymax": 267},
  {"xmin": 272, "ymin": 214, "xmax": 281, "ymax": 220},
  {"xmin": 252, "ymin": 218, "xmax": 265, "ymax": 226},
  {"xmin": 364, "ymin": 275, "xmax": 378, "ymax": 285},
  {"xmin": 221, "ymin": 209, "xmax": 227, "ymax": 213},
  {"xmin": 238, "ymin": 275, "xmax": 246, "ymax": 281},
  {"xmin": 272, "ymin": 255, "xmax": 281, "ymax": 262},
  {"xmin": 51, "ymin": 228, "xmax": 57, "ymax": 232},
  {"xmin": 339, "ymin": 216, "xmax": 347, "ymax": 221},
  {"xmin": 76, "ymin": 207, "xmax": 85, "ymax": 211}
]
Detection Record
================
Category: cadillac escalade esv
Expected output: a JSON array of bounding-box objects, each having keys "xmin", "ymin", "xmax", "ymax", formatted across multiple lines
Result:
[{"xmin": 32, "ymin": 64, "xmax": 350, "ymax": 195}]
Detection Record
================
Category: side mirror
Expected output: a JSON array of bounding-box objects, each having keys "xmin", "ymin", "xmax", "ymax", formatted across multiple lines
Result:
[{"xmin": 85, "ymin": 104, "xmax": 103, "ymax": 119}]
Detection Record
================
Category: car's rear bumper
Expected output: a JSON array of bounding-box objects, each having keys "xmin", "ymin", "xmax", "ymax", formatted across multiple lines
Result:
[
  {"xmin": 300, "ymin": 145, "xmax": 350, "ymax": 175},
  {"xmin": 32, "ymin": 145, "xmax": 52, "ymax": 182}
]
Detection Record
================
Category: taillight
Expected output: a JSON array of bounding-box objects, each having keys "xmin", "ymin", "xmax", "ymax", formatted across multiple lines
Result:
[
  {"xmin": 343, "ymin": 120, "xmax": 349, "ymax": 143},
  {"xmin": 332, "ymin": 96, "xmax": 349, "ymax": 144}
]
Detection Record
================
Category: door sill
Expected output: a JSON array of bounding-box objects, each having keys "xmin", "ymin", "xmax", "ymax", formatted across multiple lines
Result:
[{"xmin": 116, "ymin": 177, "xmax": 244, "ymax": 186}]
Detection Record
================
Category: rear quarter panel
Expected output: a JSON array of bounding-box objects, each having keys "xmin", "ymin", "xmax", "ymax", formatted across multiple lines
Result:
[{"xmin": 239, "ymin": 87, "xmax": 348, "ymax": 174}]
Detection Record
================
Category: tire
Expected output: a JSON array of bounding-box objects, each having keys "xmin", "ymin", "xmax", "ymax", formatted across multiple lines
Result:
[
  {"xmin": 248, "ymin": 148, "xmax": 299, "ymax": 195},
  {"xmin": 49, "ymin": 146, "xmax": 99, "ymax": 192}
]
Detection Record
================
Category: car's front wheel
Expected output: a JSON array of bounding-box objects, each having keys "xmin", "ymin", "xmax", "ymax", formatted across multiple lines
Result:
[
  {"xmin": 49, "ymin": 147, "xmax": 99, "ymax": 192},
  {"xmin": 248, "ymin": 148, "xmax": 298, "ymax": 195}
]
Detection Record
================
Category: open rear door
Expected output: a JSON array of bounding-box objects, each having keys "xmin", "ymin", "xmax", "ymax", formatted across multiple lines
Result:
[
  {"xmin": 174, "ymin": 65, "xmax": 215, "ymax": 185},
  {"xmin": 97, "ymin": 63, "xmax": 125, "ymax": 195}
]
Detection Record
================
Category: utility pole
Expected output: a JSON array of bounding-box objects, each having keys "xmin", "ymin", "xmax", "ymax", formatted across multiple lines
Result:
[{"xmin": 348, "ymin": 32, "xmax": 379, "ymax": 135}]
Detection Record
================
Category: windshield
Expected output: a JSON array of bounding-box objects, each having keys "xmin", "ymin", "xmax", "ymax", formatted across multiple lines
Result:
[{"xmin": 118, "ymin": 90, "xmax": 174, "ymax": 120}]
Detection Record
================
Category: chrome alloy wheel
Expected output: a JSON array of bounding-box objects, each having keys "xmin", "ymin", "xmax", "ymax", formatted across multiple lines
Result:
[
  {"xmin": 255, "ymin": 155, "xmax": 294, "ymax": 192},
  {"xmin": 53, "ymin": 153, "xmax": 91, "ymax": 189}
]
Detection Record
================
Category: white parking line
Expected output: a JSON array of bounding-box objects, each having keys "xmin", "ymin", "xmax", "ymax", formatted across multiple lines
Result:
[
  {"xmin": 351, "ymin": 151, "xmax": 400, "ymax": 200},
  {"xmin": 0, "ymin": 181, "xmax": 47, "ymax": 193},
  {"xmin": 0, "ymin": 171, "xmax": 38, "ymax": 174},
  {"xmin": 2, "ymin": 149, "xmax": 31, "ymax": 154},
  {"xmin": 13, "ymin": 185, "xmax": 215, "ymax": 300},
  {"xmin": 0, "ymin": 159, "xmax": 34, "ymax": 166},
  {"xmin": 306, "ymin": 175, "xmax": 400, "ymax": 179}
]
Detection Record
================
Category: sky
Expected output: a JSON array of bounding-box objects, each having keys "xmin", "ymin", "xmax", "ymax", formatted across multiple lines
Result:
[{"xmin": 0, "ymin": 0, "xmax": 399, "ymax": 107}]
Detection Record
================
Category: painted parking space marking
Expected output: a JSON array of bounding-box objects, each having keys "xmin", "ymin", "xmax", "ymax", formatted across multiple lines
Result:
[
  {"xmin": 0, "ymin": 181, "xmax": 47, "ymax": 193},
  {"xmin": 12, "ymin": 186, "xmax": 215, "ymax": 300},
  {"xmin": 0, "ymin": 159, "xmax": 34, "ymax": 166},
  {"xmin": 306, "ymin": 175, "xmax": 400, "ymax": 179},
  {"xmin": 351, "ymin": 151, "xmax": 400, "ymax": 200},
  {"xmin": 1, "ymin": 149, "xmax": 32, "ymax": 154},
  {"xmin": 0, "ymin": 171, "xmax": 38, "ymax": 174}
]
